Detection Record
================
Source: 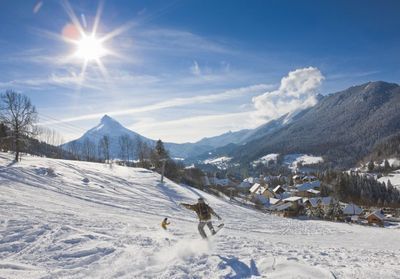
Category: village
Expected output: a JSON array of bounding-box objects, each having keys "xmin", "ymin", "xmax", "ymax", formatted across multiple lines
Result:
[{"xmin": 202, "ymin": 171, "xmax": 400, "ymax": 228}]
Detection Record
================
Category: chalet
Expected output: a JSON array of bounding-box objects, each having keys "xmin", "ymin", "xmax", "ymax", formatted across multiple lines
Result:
[
  {"xmin": 273, "ymin": 185, "xmax": 285, "ymax": 195},
  {"xmin": 304, "ymin": 197, "xmax": 333, "ymax": 211},
  {"xmin": 306, "ymin": 189, "xmax": 320, "ymax": 197},
  {"xmin": 273, "ymin": 202, "xmax": 292, "ymax": 216},
  {"xmin": 293, "ymin": 174, "xmax": 304, "ymax": 184},
  {"xmin": 271, "ymin": 196, "xmax": 303, "ymax": 217},
  {"xmin": 269, "ymin": 197, "xmax": 281, "ymax": 206},
  {"xmin": 342, "ymin": 203, "xmax": 363, "ymax": 216},
  {"xmin": 295, "ymin": 180, "xmax": 321, "ymax": 197},
  {"xmin": 239, "ymin": 178, "xmax": 253, "ymax": 189},
  {"xmin": 249, "ymin": 183, "xmax": 276, "ymax": 202},
  {"xmin": 367, "ymin": 210, "xmax": 385, "ymax": 227}
]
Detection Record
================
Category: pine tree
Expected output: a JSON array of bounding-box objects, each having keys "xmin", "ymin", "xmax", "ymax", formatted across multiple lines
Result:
[
  {"xmin": 367, "ymin": 160, "xmax": 374, "ymax": 172},
  {"xmin": 155, "ymin": 139, "xmax": 168, "ymax": 159},
  {"xmin": 314, "ymin": 202, "xmax": 325, "ymax": 219},
  {"xmin": 384, "ymin": 159, "xmax": 391, "ymax": 172},
  {"xmin": 305, "ymin": 206, "xmax": 314, "ymax": 218},
  {"xmin": 331, "ymin": 201, "xmax": 343, "ymax": 219}
]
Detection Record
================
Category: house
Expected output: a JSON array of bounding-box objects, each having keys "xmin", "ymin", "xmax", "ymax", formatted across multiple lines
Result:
[
  {"xmin": 208, "ymin": 176, "xmax": 231, "ymax": 187},
  {"xmin": 269, "ymin": 197, "xmax": 281, "ymax": 206},
  {"xmin": 273, "ymin": 185, "xmax": 285, "ymax": 195},
  {"xmin": 306, "ymin": 189, "xmax": 320, "ymax": 197},
  {"xmin": 304, "ymin": 197, "xmax": 333, "ymax": 211},
  {"xmin": 367, "ymin": 210, "xmax": 385, "ymax": 227},
  {"xmin": 292, "ymin": 174, "xmax": 304, "ymax": 184},
  {"xmin": 238, "ymin": 178, "xmax": 252, "ymax": 189},
  {"xmin": 295, "ymin": 180, "xmax": 321, "ymax": 197},
  {"xmin": 271, "ymin": 196, "xmax": 303, "ymax": 217},
  {"xmin": 342, "ymin": 203, "xmax": 363, "ymax": 216},
  {"xmin": 249, "ymin": 183, "xmax": 276, "ymax": 205}
]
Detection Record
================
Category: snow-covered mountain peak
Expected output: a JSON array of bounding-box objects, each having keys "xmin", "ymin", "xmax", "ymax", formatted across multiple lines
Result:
[
  {"xmin": 86, "ymin": 115, "xmax": 130, "ymax": 136},
  {"xmin": 95, "ymin": 114, "xmax": 125, "ymax": 131},
  {"xmin": 100, "ymin": 114, "xmax": 119, "ymax": 125}
]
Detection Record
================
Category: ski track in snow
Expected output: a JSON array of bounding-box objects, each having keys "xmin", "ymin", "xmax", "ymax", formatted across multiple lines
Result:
[{"xmin": 0, "ymin": 152, "xmax": 399, "ymax": 278}]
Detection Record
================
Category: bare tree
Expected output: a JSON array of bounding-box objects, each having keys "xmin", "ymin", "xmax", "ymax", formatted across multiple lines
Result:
[
  {"xmin": 36, "ymin": 126, "xmax": 65, "ymax": 157},
  {"xmin": 118, "ymin": 134, "xmax": 134, "ymax": 164},
  {"xmin": 0, "ymin": 90, "xmax": 38, "ymax": 161},
  {"xmin": 67, "ymin": 141, "xmax": 81, "ymax": 160},
  {"xmin": 99, "ymin": 135, "xmax": 110, "ymax": 163},
  {"xmin": 135, "ymin": 136, "xmax": 151, "ymax": 168},
  {"xmin": 82, "ymin": 138, "xmax": 96, "ymax": 162}
]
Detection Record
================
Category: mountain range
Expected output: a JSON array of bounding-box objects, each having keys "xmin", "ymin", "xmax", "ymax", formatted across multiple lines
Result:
[
  {"xmin": 199, "ymin": 81, "xmax": 400, "ymax": 167},
  {"xmin": 63, "ymin": 81, "xmax": 400, "ymax": 168}
]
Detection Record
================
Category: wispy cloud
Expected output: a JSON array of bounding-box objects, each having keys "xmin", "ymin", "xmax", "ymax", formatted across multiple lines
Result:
[
  {"xmin": 40, "ymin": 83, "xmax": 272, "ymax": 125},
  {"xmin": 327, "ymin": 70, "xmax": 381, "ymax": 80},
  {"xmin": 190, "ymin": 60, "xmax": 201, "ymax": 76},
  {"xmin": 0, "ymin": 73, "xmax": 100, "ymax": 90},
  {"xmin": 130, "ymin": 112, "xmax": 253, "ymax": 143},
  {"xmin": 134, "ymin": 28, "xmax": 232, "ymax": 54}
]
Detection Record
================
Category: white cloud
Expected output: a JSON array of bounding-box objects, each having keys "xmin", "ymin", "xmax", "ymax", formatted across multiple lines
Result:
[{"xmin": 252, "ymin": 67, "xmax": 324, "ymax": 124}]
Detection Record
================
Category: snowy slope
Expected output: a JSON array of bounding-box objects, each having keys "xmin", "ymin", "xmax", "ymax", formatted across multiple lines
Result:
[
  {"xmin": 1, "ymin": 152, "xmax": 400, "ymax": 278},
  {"xmin": 284, "ymin": 154, "xmax": 324, "ymax": 172},
  {"xmin": 378, "ymin": 169, "xmax": 400, "ymax": 189}
]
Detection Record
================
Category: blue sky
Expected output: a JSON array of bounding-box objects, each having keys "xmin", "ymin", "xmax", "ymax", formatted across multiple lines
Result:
[{"xmin": 1, "ymin": 0, "xmax": 399, "ymax": 143}]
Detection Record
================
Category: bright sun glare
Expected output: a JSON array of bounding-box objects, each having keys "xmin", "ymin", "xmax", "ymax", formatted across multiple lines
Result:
[
  {"xmin": 75, "ymin": 34, "xmax": 107, "ymax": 61},
  {"xmin": 58, "ymin": 1, "xmax": 131, "ymax": 82}
]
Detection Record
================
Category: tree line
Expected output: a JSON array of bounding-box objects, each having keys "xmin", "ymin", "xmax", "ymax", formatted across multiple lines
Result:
[{"xmin": 318, "ymin": 170, "xmax": 400, "ymax": 208}]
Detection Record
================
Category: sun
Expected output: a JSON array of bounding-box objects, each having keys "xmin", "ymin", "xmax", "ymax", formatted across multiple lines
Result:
[
  {"xmin": 57, "ymin": 0, "xmax": 133, "ymax": 83},
  {"xmin": 75, "ymin": 34, "xmax": 107, "ymax": 61}
]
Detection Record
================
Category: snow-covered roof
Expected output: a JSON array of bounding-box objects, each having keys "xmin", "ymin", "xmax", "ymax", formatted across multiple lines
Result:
[
  {"xmin": 269, "ymin": 198, "xmax": 281, "ymax": 205},
  {"xmin": 274, "ymin": 202, "xmax": 292, "ymax": 211},
  {"xmin": 367, "ymin": 210, "xmax": 385, "ymax": 220},
  {"xmin": 250, "ymin": 183, "xmax": 273, "ymax": 196},
  {"xmin": 307, "ymin": 189, "xmax": 320, "ymax": 194},
  {"xmin": 283, "ymin": 196, "xmax": 302, "ymax": 202},
  {"xmin": 307, "ymin": 197, "xmax": 333, "ymax": 207},
  {"xmin": 343, "ymin": 203, "xmax": 363, "ymax": 215},
  {"xmin": 210, "ymin": 177, "xmax": 230, "ymax": 186},
  {"xmin": 296, "ymin": 180, "xmax": 321, "ymax": 191},
  {"xmin": 249, "ymin": 183, "xmax": 261, "ymax": 193},
  {"xmin": 275, "ymin": 192, "xmax": 291, "ymax": 200},
  {"xmin": 243, "ymin": 177, "xmax": 255, "ymax": 184},
  {"xmin": 273, "ymin": 185, "xmax": 284, "ymax": 193}
]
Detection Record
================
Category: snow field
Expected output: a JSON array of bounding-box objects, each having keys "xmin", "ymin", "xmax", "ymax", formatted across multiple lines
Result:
[{"xmin": 1, "ymin": 152, "xmax": 399, "ymax": 278}]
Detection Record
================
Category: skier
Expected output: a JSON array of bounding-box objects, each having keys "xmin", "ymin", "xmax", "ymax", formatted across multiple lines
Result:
[
  {"xmin": 161, "ymin": 217, "xmax": 170, "ymax": 230},
  {"xmin": 180, "ymin": 197, "xmax": 222, "ymax": 239}
]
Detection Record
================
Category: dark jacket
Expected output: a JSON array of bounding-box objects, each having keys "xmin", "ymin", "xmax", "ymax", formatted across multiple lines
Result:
[{"xmin": 181, "ymin": 202, "xmax": 220, "ymax": 221}]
